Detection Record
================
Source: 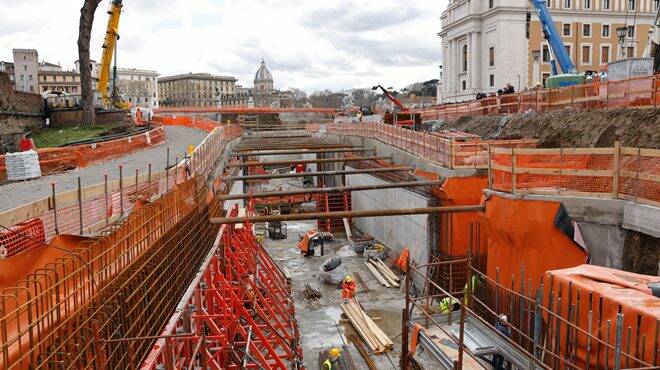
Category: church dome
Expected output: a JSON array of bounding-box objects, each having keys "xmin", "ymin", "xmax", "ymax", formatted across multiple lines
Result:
[{"xmin": 254, "ymin": 59, "xmax": 273, "ymax": 83}]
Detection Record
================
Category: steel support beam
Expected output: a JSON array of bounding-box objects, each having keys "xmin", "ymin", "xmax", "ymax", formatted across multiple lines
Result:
[
  {"xmin": 218, "ymin": 180, "xmax": 444, "ymax": 200},
  {"xmin": 235, "ymin": 144, "xmax": 353, "ymax": 151},
  {"xmin": 226, "ymin": 156, "xmax": 392, "ymax": 168},
  {"xmin": 220, "ymin": 166, "xmax": 413, "ymax": 181},
  {"xmin": 210, "ymin": 205, "xmax": 485, "ymax": 224},
  {"xmin": 232, "ymin": 148, "xmax": 375, "ymax": 156}
]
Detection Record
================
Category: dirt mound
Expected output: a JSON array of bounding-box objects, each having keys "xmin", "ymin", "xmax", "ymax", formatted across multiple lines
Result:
[{"xmin": 434, "ymin": 108, "xmax": 660, "ymax": 148}]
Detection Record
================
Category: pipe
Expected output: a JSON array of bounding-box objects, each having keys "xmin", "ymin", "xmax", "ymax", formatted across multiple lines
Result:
[
  {"xmin": 226, "ymin": 156, "xmax": 392, "ymax": 168},
  {"xmin": 220, "ymin": 166, "xmax": 413, "ymax": 181},
  {"xmin": 218, "ymin": 180, "xmax": 444, "ymax": 200},
  {"xmin": 232, "ymin": 148, "xmax": 375, "ymax": 156},
  {"xmin": 210, "ymin": 205, "xmax": 485, "ymax": 224}
]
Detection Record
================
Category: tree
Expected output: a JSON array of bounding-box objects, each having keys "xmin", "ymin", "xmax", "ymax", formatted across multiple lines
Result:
[
  {"xmin": 288, "ymin": 88, "xmax": 308, "ymax": 107},
  {"xmin": 78, "ymin": 0, "xmax": 101, "ymax": 126}
]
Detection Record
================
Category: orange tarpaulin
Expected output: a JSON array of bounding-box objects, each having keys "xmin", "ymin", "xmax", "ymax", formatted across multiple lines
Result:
[
  {"xmin": 545, "ymin": 265, "xmax": 660, "ymax": 369},
  {"xmin": 480, "ymin": 195, "xmax": 589, "ymax": 292}
]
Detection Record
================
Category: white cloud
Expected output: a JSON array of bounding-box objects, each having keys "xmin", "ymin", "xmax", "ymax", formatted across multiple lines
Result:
[{"xmin": 0, "ymin": 0, "xmax": 447, "ymax": 92}]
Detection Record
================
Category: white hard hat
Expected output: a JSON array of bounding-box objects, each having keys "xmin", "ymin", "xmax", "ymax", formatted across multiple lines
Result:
[{"xmin": 499, "ymin": 314, "xmax": 508, "ymax": 323}]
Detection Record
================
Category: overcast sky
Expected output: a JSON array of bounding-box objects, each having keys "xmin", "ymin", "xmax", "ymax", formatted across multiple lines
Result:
[{"xmin": 0, "ymin": 0, "xmax": 447, "ymax": 93}]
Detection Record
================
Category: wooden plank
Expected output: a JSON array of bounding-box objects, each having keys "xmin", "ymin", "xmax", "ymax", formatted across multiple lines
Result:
[
  {"xmin": 374, "ymin": 259, "xmax": 400, "ymax": 282},
  {"xmin": 341, "ymin": 300, "xmax": 381, "ymax": 353},
  {"xmin": 354, "ymin": 271, "xmax": 369, "ymax": 293},
  {"xmin": 348, "ymin": 334, "xmax": 378, "ymax": 370},
  {"xmin": 620, "ymin": 147, "xmax": 660, "ymax": 157},
  {"xmin": 364, "ymin": 262, "xmax": 390, "ymax": 288},
  {"xmin": 620, "ymin": 170, "xmax": 660, "ymax": 183},
  {"xmin": 350, "ymin": 299, "xmax": 394, "ymax": 351},
  {"xmin": 369, "ymin": 260, "xmax": 399, "ymax": 287}
]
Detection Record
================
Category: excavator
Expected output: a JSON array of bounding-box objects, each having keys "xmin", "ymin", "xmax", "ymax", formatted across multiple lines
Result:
[
  {"xmin": 97, "ymin": 0, "xmax": 130, "ymax": 110},
  {"xmin": 371, "ymin": 84, "xmax": 421, "ymax": 130}
]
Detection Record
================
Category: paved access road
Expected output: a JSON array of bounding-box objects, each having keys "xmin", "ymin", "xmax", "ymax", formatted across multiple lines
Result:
[{"xmin": 0, "ymin": 126, "xmax": 208, "ymax": 212}]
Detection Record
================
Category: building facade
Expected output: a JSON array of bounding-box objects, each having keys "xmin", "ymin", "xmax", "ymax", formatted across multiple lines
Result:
[
  {"xmin": 111, "ymin": 68, "xmax": 159, "ymax": 108},
  {"xmin": 439, "ymin": 0, "xmax": 657, "ymax": 102},
  {"xmin": 158, "ymin": 73, "xmax": 237, "ymax": 107},
  {"xmin": 12, "ymin": 49, "xmax": 39, "ymax": 93},
  {"xmin": 220, "ymin": 84, "xmax": 249, "ymax": 107}
]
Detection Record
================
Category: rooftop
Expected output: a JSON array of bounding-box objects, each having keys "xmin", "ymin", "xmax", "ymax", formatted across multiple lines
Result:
[{"xmin": 158, "ymin": 72, "xmax": 237, "ymax": 83}]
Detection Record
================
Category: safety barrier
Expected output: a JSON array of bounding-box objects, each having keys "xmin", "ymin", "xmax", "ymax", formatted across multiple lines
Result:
[
  {"xmin": 0, "ymin": 119, "xmax": 241, "ymax": 369},
  {"xmin": 326, "ymin": 123, "xmax": 537, "ymax": 169},
  {"xmin": 0, "ymin": 126, "xmax": 166, "ymax": 181},
  {"xmin": 489, "ymin": 142, "xmax": 660, "ymax": 206},
  {"xmin": 0, "ymin": 123, "xmax": 240, "ymax": 259},
  {"xmin": 419, "ymin": 74, "xmax": 660, "ymax": 122},
  {"xmin": 152, "ymin": 114, "xmax": 221, "ymax": 133}
]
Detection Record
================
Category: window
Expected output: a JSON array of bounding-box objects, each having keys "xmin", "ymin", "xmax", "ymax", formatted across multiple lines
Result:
[
  {"xmin": 584, "ymin": 0, "xmax": 591, "ymax": 8},
  {"xmin": 489, "ymin": 74, "xmax": 495, "ymax": 87},
  {"xmin": 583, "ymin": 24, "xmax": 591, "ymax": 37},
  {"xmin": 542, "ymin": 45, "xmax": 550, "ymax": 62},
  {"xmin": 489, "ymin": 47, "xmax": 495, "ymax": 66},
  {"xmin": 564, "ymin": 0, "xmax": 571, "ymax": 7},
  {"xmin": 628, "ymin": 0, "xmax": 635, "ymax": 10},
  {"xmin": 565, "ymin": 45, "xmax": 571, "ymax": 57},
  {"xmin": 601, "ymin": 46, "xmax": 610, "ymax": 63},
  {"xmin": 603, "ymin": 0, "xmax": 610, "ymax": 9},
  {"xmin": 563, "ymin": 23, "xmax": 571, "ymax": 36},
  {"xmin": 542, "ymin": 73, "xmax": 550, "ymax": 86},
  {"xmin": 20, "ymin": 74, "xmax": 24, "ymax": 81},
  {"xmin": 626, "ymin": 46, "xmax": 634, "ymax": 58},
  {"xmin": 655, "ymin": 0, "xmax": 659, "ymax": 10},
  {"xmin": 28, "ymin": 74, "xmax": 33, "ymax": 81},
  {"xmin": 546, "ymin": 0, "xmax": 551, "ymax": 6},
  {"xmin": 627, "ymin": 26, "xmax": 635, "ymax": 38},
  {"xmin": 581, "ymin": 45, "xmax": 591, "ymax": 63},
  {"xmin": 489, "ymin": 0, "xmax": 494, "ymax": 8},
  {"xmin": 462, "ymin": 44, "xmax": 468, "ymax": 71},
  {"xmin": 29, "ymin": 86, "xmax": 33, "ymax": 92},
  {"xmin": 462, "ymin": 80, "xmax": 467, "ymax": 90},
  {"xmin": 602, "ymin": 25, "xmax": 610, "ymax": 37}
]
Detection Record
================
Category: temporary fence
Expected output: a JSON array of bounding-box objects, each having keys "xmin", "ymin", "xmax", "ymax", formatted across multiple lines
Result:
[
  {"xmin": 325, "ymin": 123, "xmax": 537, "ymax": 169},
  {"xmin": 0, "ymin": 126, "xmax": 166, "ymax": 181},
  {"xmin": 0, "ymin": 119, "xmax": 241, "ymax": 369},
  {"xmin": 140, "ymin": 206, "xmax": 303, "ymax": 370},
  {"xmin": 418, "ymin": 74, "xmax": 660, "ymax": 122},
  {"xmin": 152, "ymin": 114, "xmax": 222, "ymax": 133},
  {"xmin": 489, "ymin": 142, "xmax": 660, "ymax": 206},
  {"xmin": 404, "ymin": 257, "xmax": 657, "ymax": 370},
  {"xmin": 155, "ymin": 106, "xmax": 337, "ymax": 115}
]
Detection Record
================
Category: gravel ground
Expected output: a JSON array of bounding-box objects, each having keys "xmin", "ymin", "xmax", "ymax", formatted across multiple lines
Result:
[{"xmin": 0, "ymin": 126, "xmax": 208, "ymax": 212}]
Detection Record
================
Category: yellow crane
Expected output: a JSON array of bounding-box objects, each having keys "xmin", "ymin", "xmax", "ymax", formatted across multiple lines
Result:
[{"xmin": 97, "ymin": 0, "xmax": 129, "ymax": 109}]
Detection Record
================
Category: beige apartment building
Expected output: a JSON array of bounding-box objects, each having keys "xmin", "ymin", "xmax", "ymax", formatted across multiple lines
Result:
[
  {"xmin": 111, "ymin": 68, "xmax": 159, "ymax": 108},
  {"xmin": 158, "ymin": 73, "xmax": 237, "ymax": 107},
  {"xmin": 529, "ymin": 0, "xmax": 657, "ymax": 85}
]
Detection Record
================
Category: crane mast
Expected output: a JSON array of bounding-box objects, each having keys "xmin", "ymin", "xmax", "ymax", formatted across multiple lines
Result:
[
  {"xmin": 97, "ymin": 0, "xmax": 124, "ymax": 109},
  {"xmin": 529, "ymin": 0, "xmax": 576, "ymax": 75}
]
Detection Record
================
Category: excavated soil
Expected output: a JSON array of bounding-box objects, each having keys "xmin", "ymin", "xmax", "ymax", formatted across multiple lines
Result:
[{"xmin": 430, "ymin": 108, "xmax": 660, "ymax": 148}]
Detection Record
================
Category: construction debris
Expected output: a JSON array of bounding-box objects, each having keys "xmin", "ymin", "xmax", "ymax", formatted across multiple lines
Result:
[
  {"xmin": 302, "ymin": 283, "xmax": 322, "ymax": 300},
  {"xmin": 341, "ymin": 298, "xmax": 394, "ymax": 354}
]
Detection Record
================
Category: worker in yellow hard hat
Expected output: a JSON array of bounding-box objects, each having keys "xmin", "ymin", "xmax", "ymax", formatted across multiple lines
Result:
[
  {"xmin": 323, "ymin": 347, "xmax": 341, "ymax": 369},
  {"xmin": 438, "ymin": 296, "xmax": 460, "ymax": 314},
  {"xmin": 342, "ymin": 275, "xmax": 356, "ymax": 302}
]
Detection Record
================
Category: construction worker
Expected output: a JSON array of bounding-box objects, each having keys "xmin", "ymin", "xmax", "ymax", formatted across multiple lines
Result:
[
  {"xmin": 491, "ymin": 314, "xmax": 511, "ymax": 370},
  {"xmin": 438, "ymin": 296, "xmax": 460, "ymax": 313},
  {"xmin": 463, "ymin": 274, "xmax": 481, "ymax": 306},
  {"xmin": 323, "ymin": 347, "xmax": 341, "ymax": 369},
  {"xmin": 342, "ymin": 275, "xmax": 356, "ymax": 302}
]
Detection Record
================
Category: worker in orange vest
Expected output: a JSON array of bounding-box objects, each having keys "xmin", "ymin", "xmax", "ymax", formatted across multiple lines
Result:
[{"xmin": 342, "ymin": 275, "xmax": 356, "ymax": 302}]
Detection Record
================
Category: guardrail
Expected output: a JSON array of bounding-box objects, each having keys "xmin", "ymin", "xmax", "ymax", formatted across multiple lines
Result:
[
  {"xmin": 489, "ymin": 142, "xmax": 660, "ymax": 206},
  {"xmin": 419, "ymin": 74, "xmax": 660, "ymax": 122},
  {"xmin": 326, "ymin": 123, "xmax": 537, "ymax": 169}
]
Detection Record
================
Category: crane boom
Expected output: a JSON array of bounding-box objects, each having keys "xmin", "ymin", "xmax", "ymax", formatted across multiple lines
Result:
[
  {"xmin": 97, "ymin": 0, "xmax": 123, "ymax": 108},
  {"xmin": 372, "ymin": 84, "xmax": 409, "ymax": 112},
  {"xmin": 529, "ymin": 0, "xmax": 576, "ymax": 74}
]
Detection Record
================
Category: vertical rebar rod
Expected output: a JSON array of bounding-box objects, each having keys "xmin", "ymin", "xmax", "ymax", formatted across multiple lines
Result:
[
  {"xmin": 104, "ymin": 174, "xmax": 109, "ymax": 226},
  {"xmin": 51, "ymin": 182, "xmax": 58, "ymax": 234},
  {"xmin": 77, "ymin": 177, "xmax": 83, "ymax": 235},
  {"xmin": 119, "ymin": 165, "xmax": 124, "ymax": 216},
  {"xmin": 148, "ymin": 164, "xmax": 152, "ymax": 199}
]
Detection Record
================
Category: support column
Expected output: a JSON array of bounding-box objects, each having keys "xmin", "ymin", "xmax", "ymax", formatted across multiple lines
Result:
[
  {"xmin": 450, "ymin": 40, "xmax": 457, "ymax": 101},
  {"xmin": 470, "ymin": 31, "xmax": 480, "ymax": 92}
]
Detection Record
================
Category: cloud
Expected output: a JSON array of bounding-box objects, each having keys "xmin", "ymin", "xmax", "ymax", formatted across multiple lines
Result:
[{"xmin": 0, "ymin": 0, "xmax": 448, "ymax": 92}]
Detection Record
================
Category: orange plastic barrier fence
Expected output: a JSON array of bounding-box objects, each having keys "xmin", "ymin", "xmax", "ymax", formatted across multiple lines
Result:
[
  {"xmin": 152, "ymin": 115, "xmax": 220, "ymax": 133},
  {"xmin": 326, "ymin": 123, "xmax": 537, "ymax": 169},
  {"xmin": 490, "ymin": 144, "xmax": 660, "ymax": 206},
  {"xmin": 544, "ymin": 265, "xmax": 659, "ymax": 369},
  {"xmin": 418, "ymin": 74, "xmax": 660, "ymax": 122},
  {"xmin": 0, "ymin": 127, "xmax": 166, "ymax": 181}
]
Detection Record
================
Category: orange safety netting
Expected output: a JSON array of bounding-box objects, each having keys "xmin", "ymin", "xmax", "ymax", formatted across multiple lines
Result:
[
  {"xmin": 0, "ymin": 127, "xmax": 165, "ymax": 181},
  {"xmin": 418, "ymin": 74, "xmax": 660, "ymax": 122},
  {"xmin": 544, "ymin": 265, "xmax": 660, "ymax": 369},
  {"xmin": 480, "ymin": 195, "xmax": 589, "ymax": 292},
  {"xmin": 152, "ymin": 115, "xmax": 221, "ymax": 133}
]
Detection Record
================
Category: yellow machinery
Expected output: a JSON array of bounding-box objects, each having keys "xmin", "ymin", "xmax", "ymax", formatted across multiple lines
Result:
[{"xmin": 97, "ymin": 0, "xmax": 130, "ymax": 109}]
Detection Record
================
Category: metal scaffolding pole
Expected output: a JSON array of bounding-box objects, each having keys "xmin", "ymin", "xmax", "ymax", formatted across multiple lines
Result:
[
  {"xmin": 210, "ymin": 205, "xmax": 485, "ymax": 224},
  {"xmin": 219, "ymin": 166, "xmax": 413, "ymax": 181},
  {"xmin": 217, "ymin": 180, "xmax": 445, "ymax": 200},
  {"xmin": 232, "ymin": 148, "xmax": 376, "ymax": 156},
  {"xmin": 235, "ymin": 143, "xmax": 353, "ymax": 151},
  {"xmin": 226, "ymin": 156, "xmax": 392, "ymax": 168}
]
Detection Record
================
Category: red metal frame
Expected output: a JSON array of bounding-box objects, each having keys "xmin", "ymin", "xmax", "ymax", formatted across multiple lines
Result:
[{"xmin": 140, "ymin": 206, "xmax": 303, "ymax": 369}]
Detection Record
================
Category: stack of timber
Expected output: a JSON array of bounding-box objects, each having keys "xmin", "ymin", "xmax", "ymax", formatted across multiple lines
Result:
[
  {"xmin": 341, "ymin": 298, "xmax": 393, "ymax": 354},
  {"xmin": 363, "ymin": 258, "xmax": 400, "ymax": 288},
  {"xmin": 302, "ymin": 284, "xmax": 322, "ymax": 300}
]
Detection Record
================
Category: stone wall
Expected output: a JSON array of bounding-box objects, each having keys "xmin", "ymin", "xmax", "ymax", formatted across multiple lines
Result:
[
  {"xmin": 0, "ymin": 72, "xmax": 44, "ymax": 151},
  {"xmin": 49, "ymin": 108, "xmax": 130, "ymax": 127}
]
